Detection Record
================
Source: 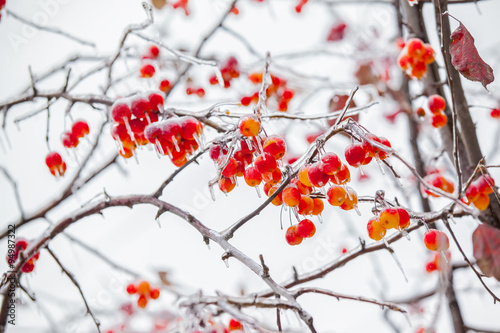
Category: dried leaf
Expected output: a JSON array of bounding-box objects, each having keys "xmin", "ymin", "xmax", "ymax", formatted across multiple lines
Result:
[
  {"xmin": 472, "ymin": 223, "xmax": 500, "ymax": 282},
  {"xmin": 327, "ymin": 94, "xmax": 357, "ymax": 127},
  {"xmin": 449, "ymin": 21, "xmax": 494, "ymax": 89},
  {"xmin": 152, "ymin": 0, "xmax": 167, "ymax": 10}
]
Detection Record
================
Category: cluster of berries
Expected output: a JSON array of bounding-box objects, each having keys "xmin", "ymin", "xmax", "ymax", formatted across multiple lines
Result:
[
  {"xmin": 366, "ymin": 207, "xmax": 411, "ymax": 241},
  {"xmin": 397, "ymin": 38, "xmax": 435, "ymax": 79},
  {"xmin": 45, "ymin": 151, "xmax": 67, "ymax": 177},
  {"xmin": 423, "ymin": 229, "xmax": 450, "ymax": 252},
  {"xmin": 465, "ymin": 174, "xmax": 496, "ymax": 211},
  {"xmin": 208, "ymin": 56, "xmax": 240, "ymax": 88},
  {"xmin": 421, "ymin": 171, "xmax": 455, "ymax": 198},
  {"xmin": 427, "ymin": 94, "xmax": 448, "ymax": 129},
  {"xmin": 6, "ymin": 238, "xmax": 40, "ymax": 273},
  {"xmin": 344, "ymin": 134, "xmax": 391, "ymax": 168},
  {"xmin": 192, "ymin": 318, "xmax": 244, "ymax": 333},
  {"xmin": 140, "ymin": 45, "xmax": 160, "ymax": 78},
  {"xmin": 286, "ymin": 219, "xmax": 316, "ymax": 246},
  {"xmin": 110, "ymin": 92, "xmax": 164, "ymax": 158},
  {"xmin": 240, "ymin": 73, "xmax": 294, "ymax": 112},
  {"xmin": 144, "ymin": 116, "xmax": 204, "ymax": 167},
  {"xmin": 425, "ymin": 251, "xmax": 451, "ymax": 273},
  {"xmin": 61, "ymin": 120, "xmax": 90, "ymax": 148},
  {"xmin": 185, "ymin": 83, "xmax": 206, "ymax": 98},
  {"xmin": 126, "ymin": 281, "xmax": 160, "ymax": 309}
]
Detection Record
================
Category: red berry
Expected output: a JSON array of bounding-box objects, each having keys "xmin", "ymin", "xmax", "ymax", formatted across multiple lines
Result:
[
  {"xmin": 428, "ymin": 95, "xmax": 446, "ymax": 113},
  {"xmin": 476, "ymin": 174, "xmax": 495, "ymax": 194},
  {"xmin": 330, "ymin": 164, "xmax": 351, "ymax": 185},
  {"xmin": 180, "ymin": 116, "xmax": 203, "ymax": 140},
  {"xmin": 221, "ymin": 158, "xmax": 238, "ymax": 178},
  {"xmin": 137, "ymin": 295, "xmax": 148, "ymax": 308},
  {"xmin": 297, "ymin": 195, "xmax": 314, "ymax": 215},
  {"xmin": 149, "ymin": 93, "xmax": 164, "ymax": 112},
  {"xmin": 111, "ymin": 103, "xmax": 132, "ymax": 123},
  {"xmin": 320, "ymin": 152, "xmax": 342, "ymax": 175},
  {"xmin": 263, "ymin": 135, "xmax": 286, "ymax": 159},
  {"xmin": 255, "ymin": 153, "xmax": 277, "ymax": 174},
  {"xmin": 431, "ymin": 112, "xmax": 448, "ymax": 128},
  {"xmin": 240, "ymin": 96, "xmax": 252, "ymax": 106},
  {"xmin": 228, "ymin": 318, "xmax": 243, "ymax": 331},
  {"xmin": 72, "ymin": 120, "xmax": 89, "ymax": 138},
  {"xmin": 45, "ymin": 151, "xmax": 63, "ymax": 168},
  {"xmin": 62, "ymin": 131, "xmax": 79, "ymax": 148},
  {"xmin": 490, "ymin": 108, "xmax": 500, "ymax": 119},
  {"xmin": 140, "ymin": 64, "xmax": 155, "ymax": 78},
  {"xmin": 219, "ymin": 176, "xmax": 236, "ymax": 194},
  {"xmin": 426, "ymin": 262, "xmax": 437, "ymax": 273},
  {"xmin": 344, "ymin": 144, "xmax": 366, "ymax": 167},
  {"xmin": 244, "ymin": 166, "xmax": 262, "ymax": 187},
  {"xmin": 21, "ymin": 260, "xmax": 35, "ymax": 273},
  {"xmin": 307, "ymin": 163, "xmax": 329, "ymax": 187},
  {"xmin": 149, "ymin": 45, "xmax": 160, "ymax": 58},
  {"xmin": 423, "ymin": 229, "xmax": 450, "ymax": 251},
  {"xmin": 131, "ymin": 98, "xmax": 151, "ymax": 119},
  {"xmin": 126, "ymin": 284, "xmax": 137, "ymax": 294},
  {"xmin": 297, "ymin": 219, "xmax": 316, "ymax": 238},
  {"xmin": 159, "ymin": 79, "xmax": 171, "ymax": 92},
  {"xmin": 196, "ymin": 88, "xmax": 205, "ymax": 97},
  {"xmin": 149, "ymin": 288, "xmax": 160, "ymax": 299},
  {"xmin": 285, "ymin": 225, "xmax": 303, "ymax": 246},
  {"xmin": 396, "ymin": 208, "xmax": 411, "ymax": 230}
]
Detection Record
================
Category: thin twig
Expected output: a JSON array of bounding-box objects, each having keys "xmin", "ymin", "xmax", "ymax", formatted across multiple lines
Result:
[{"xmin": 46, "ymin": 247, "xmax": 101, "ymax": 332}]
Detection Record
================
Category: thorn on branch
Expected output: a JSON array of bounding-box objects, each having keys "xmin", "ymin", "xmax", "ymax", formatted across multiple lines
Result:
[{"xmin": 259, "ymin": 254, "xmax": 269, "ymax": 278}]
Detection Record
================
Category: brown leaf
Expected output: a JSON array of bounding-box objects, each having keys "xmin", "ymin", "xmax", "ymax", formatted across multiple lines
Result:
[
  {"xmin": 472, "ymin": 223, "xmax": 500, "ymax": 282},
  {"xmin": 449, "ymin": 21, "xmax": 494, "ymax": 89},
  {"xmin": 152, "ymin": 0, "xmax": 167, "ymax": 10}
]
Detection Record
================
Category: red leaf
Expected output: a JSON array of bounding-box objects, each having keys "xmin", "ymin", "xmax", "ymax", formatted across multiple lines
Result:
[
  {"xmin": 472, "ymin": 223, "xmax": 500, "ymax": 282},
  {"xmin": 449, "ymin": 21, "xmax": 494, "ymax": 89}
]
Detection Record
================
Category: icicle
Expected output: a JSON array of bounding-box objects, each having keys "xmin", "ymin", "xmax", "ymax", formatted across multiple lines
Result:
[
  {"xmin": 402, "ymin": 229, "xmax": 411, "ymax": 240},
  {"xmin": 123, "ymin": 117, "xmax": 135, "ymax": 142},
  {"xmin": 193, "ymin": 133, "xmax": 202, "ymax": 148},
  {"xmin": 155, "ymin": 139, "xmax": 164, "ymax": 158},
  {"xmin": 145, "ymin": 113, "xmax": 152, "ymax": 125},
  {"xmin": 229, "ymin": 176, "xmax": 235, "ymax": 184},
  {"xmin": 345, "ymin": 186, "xmax": 353, "ymax": 201},
  {"xmin": 172, "ymin": 136, "xmax": 180, "ymax": 152},
  {"xmin": 255, "ymin": 185, "xmax": 261, "ymax": 198},
  {"xmin": 383, "ymin": 238, "xmax": 408, "ymax": 283},
  {"xmin": 156, "ymin": 218, "xmax": 161, "ymax": 228},
  {"xmin": 292, "ymin": 207, "xmax": 301, "ymax": 222},
  {"xmin": 206, "ymin": 243, "xmax": 211, "ymax": 250},
  {"xmin": 283, "ymin": 205, "xmax": 288, "ymax": 212},
  {"xmin": 354, "ymin": 205, "xmax": 361, "ymax": 216},
  {"xmin": 245, "ymin": 138, "xmax": 253, "ymax": 150},
  {"xmin": 359, "ymin": 166, "xmax": 365, "ymax": 177},
  {"xmin": 375, "ymin": 157, "xmax": 386, "ymax": 175},
  {"xmin": 166, "ymin": 147, "xmax": 173, "ymax": 159},
  {"xmin": 223, "ymin": 258, "xmax": 229, "ymax": 268},
  {"xmin": 234, "ymin": 176, "xmax": 239, "ymax": 187},
  {"xmin": 440, "ymin": 250, "xmax": 449, "ymax": 264},
  {"xmin": 317, "ymin": 214, "xmax": 324, "ymax": 224},
  {"xmin": 132, "ymin": 149, "xmax": 139, "ymax": 165},
  {"xmin": 209, "ymin": 185, "xmax": 216, "ymax": 201},
  {"xmin": 256, "ymin": 136, "xmax": 264, "ymax": 153},
  {"xmin": 215, "ymin": 67, "xmax": 225, "ymax": 88}
]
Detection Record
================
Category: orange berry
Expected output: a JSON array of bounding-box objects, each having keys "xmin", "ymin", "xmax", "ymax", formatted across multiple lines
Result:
[
  {"xmin": 282, "ymin": 185, "xmax": 301, "ymax": 207},
  {"xmin": 379, "ymin": 207, "xmax": 400, "ymax": 229},
  {"xmin": 472, "ymin": 193, "xmax": 490, "ymax": 211},
  {"xmin": 340, "ymin": 187, "xmax": 357, "ymax": 211},
  {"xmin": 423, "ymin": 229, "xmax": 449, "ymax": 251},
  {"xmin": 268, "ymin": 185, "xmax": 283, "ymax": 206},
  {"xmin": 297, "ymin": 195, "xmax": 314, "ymax": 215},
  {"xmin": 367, "ymin": 216, "xmax": 387, "ymax": 241},
  {"xmin": 137, "ymin": 281, "xmax": 150, "ymax": 295},
  {"xmin": 137, "ymin": 295, "xmax": 148, "ymax": 308},
  {"xmin": 219, "ymin": 176, "xmax": 236, "ymax": 194},
  {"xmin": 285, "ymin": 225, "xmax": 303, "ymax": 246},
  {"xmin": 326, "ymin": 185, "xmax": 347, "ymax": 206},
  {"xmin": 238, "ymin": 114, "xmax": 260, "ymax": 137},
  {"xmin": 298, "ymin": 166, "xmax": 312, "ymax": 187},
  {"xmin": 311, "ymin": 198, "xmax": 324, "ymax": 215},
  {"xmin": 431, "ymin": 112, "xmax": 448, "ymax": 128}
]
